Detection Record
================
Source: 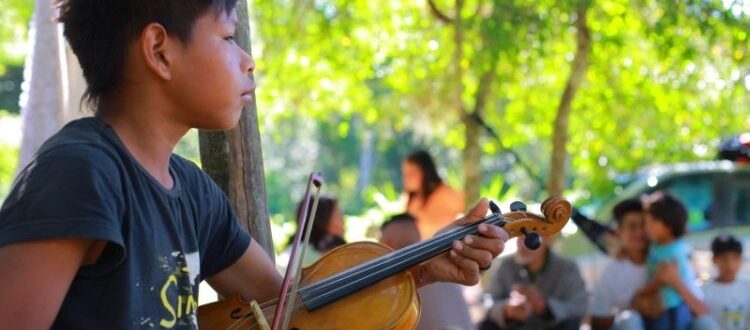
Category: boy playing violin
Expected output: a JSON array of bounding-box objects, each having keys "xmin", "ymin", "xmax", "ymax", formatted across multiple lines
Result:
[{"xmin": 0, "ymin": 1, "xmax": 508, "ymax": 329}]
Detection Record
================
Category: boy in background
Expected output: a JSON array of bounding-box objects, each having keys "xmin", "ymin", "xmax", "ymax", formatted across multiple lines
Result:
[
  {"xmin": 589, "ymin": 198, "xmax": 648, "ymax": 330},
  {"xmin": 702, "ymin": 234, "xmax": 750, "ymax": 330}
]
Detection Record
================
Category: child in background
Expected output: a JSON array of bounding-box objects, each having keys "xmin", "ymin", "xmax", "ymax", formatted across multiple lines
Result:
[
  {"xmin": 640, "ymin": 191, "xmax": 701, "ymax": 330},
  {"xmin": 702, "ymin": 234, "xmax": 750, "ymax": 330}
]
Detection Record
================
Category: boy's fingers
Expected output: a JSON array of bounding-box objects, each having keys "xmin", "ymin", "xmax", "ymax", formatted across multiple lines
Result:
[
  {"xmin": 453, "ymin": 241, "xmax": 493, "ymax": 269},
  {"xmin": 463, "ymin": 234, "xmax": 505, "ymax": 256},
  {"xmin": 449, "ymin": 250, "xmax": 480, "ymax": 284}
]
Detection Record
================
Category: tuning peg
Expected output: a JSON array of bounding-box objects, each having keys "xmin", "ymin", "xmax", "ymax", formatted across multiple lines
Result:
[
  {"xmin": 510, "ymin": 201, "xmax": 527, "ymax": 212},
  {"xmin": 489, "ymin": 201, "xmax": 501, "ymax": 214},
  {"xmin": 521, "ymin": 228, "xmax": 543, "ymax": 250}
]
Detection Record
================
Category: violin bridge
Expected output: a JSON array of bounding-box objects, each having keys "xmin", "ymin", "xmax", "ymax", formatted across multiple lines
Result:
[{"xmin": 251, "ymin": 300, "xmax": 270, "ymax": 330}]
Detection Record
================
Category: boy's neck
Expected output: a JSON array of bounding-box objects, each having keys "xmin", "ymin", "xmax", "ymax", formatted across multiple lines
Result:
[
  {"xmin": 655, "ymin": 235, "xmax": 677, "ymax": 245},
  {"xmin": 626, "ymin": 249, "xmax": 646, "ymax": 265},
  {"xmin": 715, "ymin": 274, "xmax": 736, "ymax": 283},
  {"xmin": 99, "ymin": 95, "xmax": 190, "ymax": 189}
]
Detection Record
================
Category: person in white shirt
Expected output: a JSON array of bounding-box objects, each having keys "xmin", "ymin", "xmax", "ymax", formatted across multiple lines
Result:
[
  {"xmin": 702, "ymin": 234, "xmax": 750, "ymax": 330},
  {"xmin": 590, "ymin": 198, "xmax": 649, "ymax": 330}
]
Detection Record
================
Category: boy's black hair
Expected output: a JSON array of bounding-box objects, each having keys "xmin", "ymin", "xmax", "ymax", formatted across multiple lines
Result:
[
  {"xmin": 644, "ymin": 191, "xmax": 688, "ymax": 238},
  {"xmin": 612, "ymin": 197, "xmax": 643, "ymax": 225},
  {"xmin": 711, "ymin": 234, "xmax": 743, "ymax": 256},
  {"xmin": 380, "ymin": 213, "xmax": 416, "ymax": 231},
  {"xmin": 58, "ymin": 0, "xmax": 238, "ymax": 108}
]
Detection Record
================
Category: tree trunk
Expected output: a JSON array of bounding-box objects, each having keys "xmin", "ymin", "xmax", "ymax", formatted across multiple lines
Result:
[
  {"xmin": 462, "ymin": 116, "xmax": 482, "ymax": 205},
  {"xmin": 199, "ymin": 0, "xmax": 274, "ymax": 259},
  {"xmin": 547, "ymin": 1, "xmax": 591, "ymax": 197},
  {"xmin": 465, "ymin": 58, "xmax": 499, "ymax": 203},
  {"xmin": 18, "ymin": 0, "xmax": 65, "ymax": 171}
]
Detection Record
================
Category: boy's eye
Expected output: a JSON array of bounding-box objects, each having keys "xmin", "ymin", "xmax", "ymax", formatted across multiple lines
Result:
[{"xmin": 224, "ymin": 35, "xmax": 236, "ymax": 43}]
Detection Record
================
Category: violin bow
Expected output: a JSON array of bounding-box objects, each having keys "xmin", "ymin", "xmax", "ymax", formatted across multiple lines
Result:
[{"xmin": 271, "ymin": 173, "xmax": 324, "ymax": 330}]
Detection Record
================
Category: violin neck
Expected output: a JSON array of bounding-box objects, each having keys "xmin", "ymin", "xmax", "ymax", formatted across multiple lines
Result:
[{"xmin": 297, "ymin": 213, "xmax": 506, "ymax": 311}]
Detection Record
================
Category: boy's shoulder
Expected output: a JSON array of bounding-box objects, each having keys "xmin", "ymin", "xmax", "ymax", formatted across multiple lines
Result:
[
  {"xmin": 33, "ymin": 117, "xmax": 120, "ymax": 164},
  {"xmin": 703, "ymin": 278, "xmax": 750, "ymax": 291}
]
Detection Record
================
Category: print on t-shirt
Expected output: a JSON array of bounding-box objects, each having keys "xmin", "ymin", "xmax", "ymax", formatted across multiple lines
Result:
[{"xmin": 156, "ymin": 251, "xmax": 201, "ymax": 328}]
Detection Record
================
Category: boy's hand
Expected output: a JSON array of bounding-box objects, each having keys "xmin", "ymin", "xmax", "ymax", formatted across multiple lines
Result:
[
  {"xmin": 413, "ymin": 198, "xmax": 508, "ymax": 286},
  {"xmin": 631, "ymin": 291, "xmax": 663, "ymax": 318}
]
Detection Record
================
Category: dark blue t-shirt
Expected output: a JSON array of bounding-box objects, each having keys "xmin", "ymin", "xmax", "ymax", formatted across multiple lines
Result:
[{"xmin": 0, "ymin": 117, "xmax": 252, "ymax": 329}]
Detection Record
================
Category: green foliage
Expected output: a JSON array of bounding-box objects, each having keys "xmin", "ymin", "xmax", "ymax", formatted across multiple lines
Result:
[
  {"xmin": 250, "ymin": 0, "xmax": 750, "ymax": 221},
  {"xmin": 0, "ymin": 111, "xmax": 20, "ymax": 201},
  {"xmin": 2, "ymin": 0, "xmax": 748, "ymax": 227},
  {"xmin": 0, "ymin": 64, "xmax": 23, "ymax": 114},
  {"xmin": 0, "ymin": 143, "xmax": 18, "ymax": 201},
  {"xmin": 0, "ymin": 0, "xmax": 33, "ymax": 67}
]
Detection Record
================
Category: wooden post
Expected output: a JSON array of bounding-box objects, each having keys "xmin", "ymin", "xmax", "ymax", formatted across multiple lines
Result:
[{"xmin": 199, "ymin": 0, "xmax": 275, "ymax": 260}]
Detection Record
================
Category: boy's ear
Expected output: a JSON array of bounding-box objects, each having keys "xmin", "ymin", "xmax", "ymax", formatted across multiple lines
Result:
[{"xmin": 140, "ymin": 23, "xmax": 173, "ymax": 81}]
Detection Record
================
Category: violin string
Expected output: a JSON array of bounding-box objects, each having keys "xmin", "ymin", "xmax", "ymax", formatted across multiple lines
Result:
[
  {"xmin": 235, "ymin": 214, "xmax": 509, "ymax": 329},
  {"xmin": 299, "ymin": 213, "xmax": 506, "ymax": 301},
  {"xmin": 302, "ymin": 213, "xmax": 512, "ymax": 301},
  {"xmin": 300, "ymin": 212, "xmax": 504, "ymax": 296},
  {"xmin": 223, "ymin": 223, "xmax": 493, "ymax": 330},
  {"xmin": 221, "ymin": 210, "xmax": 544, "ymax": 330}
]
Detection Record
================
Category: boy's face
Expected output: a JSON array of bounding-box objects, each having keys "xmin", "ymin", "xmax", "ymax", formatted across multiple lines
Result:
[
  {"xmin": 644, "ymin": 213, "xmax": 672, "ymax": 244},
  {"xmin": 379, "ymin": 222, "xmax": 420, "ymax": 250},
  {"xmin": 713, "ymin": 251, "xmax": 741, "ymax": 281},
  {"xmin": 168, "ymin": 8, "xmax": 255, "ymax": 130},
  {"xmin": 616, "ymin": 211, "xmax": 647, "ymax": 254}
]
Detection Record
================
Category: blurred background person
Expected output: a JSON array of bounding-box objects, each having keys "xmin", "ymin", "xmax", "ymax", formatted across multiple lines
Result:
[
  {"xmin": 589, "ymin": 198, "xmax": 648, "ymax": 330},
  {"xmin": 701, "ymin": 234, "xmax": 748, "ymax": 330},
  {"xmin": 402, "ymin": 150, "xmax": 464, "ymax": 239},
  {"xmin": 380, "ymin": 213, "xmax": 475, "ymax": 330},
  {"xmin": 480, "ymin": 235, "xmax": 587, "ymax": 330},
  {"xmin": 277, "ymin": 195, "xmax": 346, "ymax": 270},
  {"xmin": 638, "ymin": 191, "xmax": 707, "ymax": 330}
]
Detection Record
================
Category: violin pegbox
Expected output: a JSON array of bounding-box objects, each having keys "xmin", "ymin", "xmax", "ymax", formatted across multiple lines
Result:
[{"xmin": 490, "ymin": 197, "xmax": 572, "ymax": 250}]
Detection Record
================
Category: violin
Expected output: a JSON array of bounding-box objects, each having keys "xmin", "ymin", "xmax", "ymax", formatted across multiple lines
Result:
[{"xmin": 197, "ymin": 196, "xmax": 571, "ymax": 330}]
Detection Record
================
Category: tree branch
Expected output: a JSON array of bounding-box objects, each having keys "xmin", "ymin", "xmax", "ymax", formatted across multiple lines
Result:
[
  {"xmin": 470, "ymin": 112, "xmax": 548, "ymax": 190},
  {"xmin": 426, "ymin": 0, "xmax": 454, "ymax": 24}
]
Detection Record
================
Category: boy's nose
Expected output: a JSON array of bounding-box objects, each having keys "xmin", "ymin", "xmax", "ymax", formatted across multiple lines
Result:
[{"xmin": 243, "ymin": 55, "xmax": 256, "ymax": 75}]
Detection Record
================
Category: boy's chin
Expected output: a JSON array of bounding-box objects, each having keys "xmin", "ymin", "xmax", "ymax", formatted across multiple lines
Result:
[{"xmin": 193, "ymin": 112, "xmax": 242, "ymax": 131}]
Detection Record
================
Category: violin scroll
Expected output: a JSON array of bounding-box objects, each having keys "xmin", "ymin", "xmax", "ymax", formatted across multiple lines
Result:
[{"xmin": 496, "ymin": 196, "xmax": 571, "ymax": 250}]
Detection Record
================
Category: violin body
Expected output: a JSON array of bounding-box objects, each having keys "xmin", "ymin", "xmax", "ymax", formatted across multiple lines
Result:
[
  {"xmin": 198, "ymin": 196, "xmax": 573, "ymax": 330},
  {"xmin": 198, "ymin": 241, "xmax": 420, "ymax": 330}
]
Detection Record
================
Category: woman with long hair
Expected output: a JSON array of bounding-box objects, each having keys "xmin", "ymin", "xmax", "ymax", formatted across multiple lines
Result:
[
  {"xmin": 402, "ymin": 150, "xmax": 464, "ymax": 239},
  {"xmin": 279, "ymin": 195, "xmax": 346, "ymax": 269}
]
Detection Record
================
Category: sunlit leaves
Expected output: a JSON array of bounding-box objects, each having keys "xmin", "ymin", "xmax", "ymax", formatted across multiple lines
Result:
[{"xmin": 248, "ymin": 0, "xmax": 750, "ymax": 214}]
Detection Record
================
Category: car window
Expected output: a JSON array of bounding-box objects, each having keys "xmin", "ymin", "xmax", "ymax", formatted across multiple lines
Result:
[
  {"xmin": 734, "ymin": 182, "xmax": 750, "ymax": 225},
  {"xmin": 658, "ymin": 176, "xmax": 713, "ymax": 231}
]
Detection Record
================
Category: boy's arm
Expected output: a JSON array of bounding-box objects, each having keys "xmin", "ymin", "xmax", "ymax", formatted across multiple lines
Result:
[
  {"xmin": 590, "ymin": 316, "xmax": 615, "ymax": 330},
  {"xmin": 0, "ymin": 238, "xmax": 103, "ymax": 329},
  {"xmin": 638, "ymin": 278, "xmax": 662, "ymax": 295},
  {"xmin": 656, "ymin": 261, "xmax": 708, "ymax": 315},
  {"xmin": 206, "ymin": 239, "xmax": 283, "ymax": 303}
]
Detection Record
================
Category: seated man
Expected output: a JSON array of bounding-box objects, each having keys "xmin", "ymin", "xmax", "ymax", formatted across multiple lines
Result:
[
  {"xmin": 480, "ymin": 235, "xmax": 587, "ymax": 330},
  {"xmin": 380, "ymin": 213, "xmax": 475, "ymax": 330}
]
